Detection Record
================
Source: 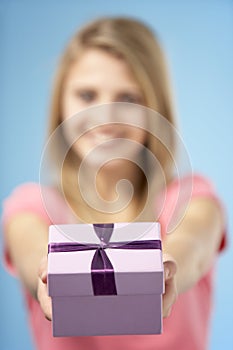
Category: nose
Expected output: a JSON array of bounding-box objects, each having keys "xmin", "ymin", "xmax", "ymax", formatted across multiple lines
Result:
[
  {"xmin": 89, "ymin": 103, "xmax": 117, "ymax": 127},
  {"xmin": 96, "ymin": 92, "xmax": 116, "ymax": 106}
]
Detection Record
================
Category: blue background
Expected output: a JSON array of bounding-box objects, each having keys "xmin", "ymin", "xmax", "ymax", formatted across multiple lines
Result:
[{"xmin": 1, "ymin": 1, "xmax": 232, "ymax": 349}]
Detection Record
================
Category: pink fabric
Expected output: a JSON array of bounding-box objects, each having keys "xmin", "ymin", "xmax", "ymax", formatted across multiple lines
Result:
[{"xmin": 1, "ymin": 175, "xmax": 226, "ymax": 350}]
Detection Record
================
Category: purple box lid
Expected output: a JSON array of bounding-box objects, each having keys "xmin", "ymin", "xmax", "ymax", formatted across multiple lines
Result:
[{"xmin": 48, "ymin": 222, "xmax": 163, "ymax": 297}]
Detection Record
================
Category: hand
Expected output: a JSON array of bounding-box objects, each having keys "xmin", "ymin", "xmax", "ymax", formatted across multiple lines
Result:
[
  {"xmin": 37, "ymin": 256, "xmax": 52, "ymax": 321},
  {"xmin": 162, "ymin": 253, "xmax": 177, "ymax": 318}
]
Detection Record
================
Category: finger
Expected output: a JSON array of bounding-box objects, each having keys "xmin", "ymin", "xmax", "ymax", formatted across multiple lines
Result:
[
  {"xmin": 163, "ymin": 275, "xmax": 177, "ymax": 318},
  {"xmin": 37, "ymin": 278, "xmax": 52, "ymax": 321},
  {"xmin": 162, "ymin": 253, "xmax": 178, "ymax": 317}
]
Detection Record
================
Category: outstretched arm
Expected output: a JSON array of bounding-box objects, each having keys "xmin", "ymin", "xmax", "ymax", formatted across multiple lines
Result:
[
  {"xmin": 5, "ymin": 213, "xmax": 49, "ymax": 299},
  {"xmin": 163, "ymin": 197, "xmax": 224, "ymax": 295}
]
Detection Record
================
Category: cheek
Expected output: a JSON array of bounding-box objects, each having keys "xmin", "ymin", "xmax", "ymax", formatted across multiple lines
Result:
[
  {"xmin": 61, "ymin": 91, "xmax": 83, "ymax": 121},
  {"xmin": 125, "ymin": 126, "xmax": 148, "ymax": 145},
  {"xmin": 137, "ymin": 130, "xmax": 148, "ymax": 145},
  {"xmin": 61, "ymin": 91, "xmax": 71, "ymax": 121}
]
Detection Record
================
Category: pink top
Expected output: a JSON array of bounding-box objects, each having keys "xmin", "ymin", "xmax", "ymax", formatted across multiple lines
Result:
[{"xmin": 1, "ymin": 174, "xmax": 226, "ymax": 350}]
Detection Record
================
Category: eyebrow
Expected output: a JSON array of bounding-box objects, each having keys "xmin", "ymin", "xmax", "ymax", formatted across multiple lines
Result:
[{"xmin": 70, "ymin": 78, "xmax": 139, "ymax": 87}]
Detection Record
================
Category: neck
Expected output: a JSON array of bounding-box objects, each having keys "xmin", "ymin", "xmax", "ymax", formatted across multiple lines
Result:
[
  {"xmin": 96, "ymin": 159, "xmax": 143, "ymax": 201},
  {"xmin": 76, "ymin": 159, "xmax": 147, "ymax": 222}
]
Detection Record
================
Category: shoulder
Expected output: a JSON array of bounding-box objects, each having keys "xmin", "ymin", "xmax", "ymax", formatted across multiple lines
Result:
[
  {"xmin": 166, "ymin": 173, "xmax": 216, "ymax": 198},
  {"xmin": 156, "ymin": 174, "xmax": 226, "ymax": 243},
  {"xmin": 2, "ymin": 182, "xmax": 67, "ymax": 227},
  {"xmin": 160, "ymin": 173, "xmax": 222, "ymax": 212}
]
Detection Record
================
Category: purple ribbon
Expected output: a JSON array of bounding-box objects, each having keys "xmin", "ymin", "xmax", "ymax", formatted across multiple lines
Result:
[{"xmin": 48, "ymin": 224, "xmax": 162, "ymax": 296}]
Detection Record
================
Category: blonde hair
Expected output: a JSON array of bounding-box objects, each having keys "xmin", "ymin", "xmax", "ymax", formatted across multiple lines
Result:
[{"xmin": 47, "ymin": 17, "xmax": 177, "ymax": 221}]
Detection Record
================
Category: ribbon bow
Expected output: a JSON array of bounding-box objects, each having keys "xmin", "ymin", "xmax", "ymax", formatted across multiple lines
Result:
[{"xmin": 48, "ymin": 223, "xmax": 161, "ymax": 295}]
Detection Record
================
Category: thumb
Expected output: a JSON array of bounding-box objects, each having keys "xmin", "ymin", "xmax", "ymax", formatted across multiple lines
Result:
[
  {"xmin": 38, "ymin": 256, "xmax": 48, "ymax": 284},
  {"xmin": 163, "ymin": 253, "xmax": 177, "ymax": 280}
]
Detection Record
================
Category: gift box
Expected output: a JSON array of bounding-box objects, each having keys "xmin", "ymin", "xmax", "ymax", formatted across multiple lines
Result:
[{"xmin": 48, "ymin": 222, "xmax": 164, "ymax": 337}]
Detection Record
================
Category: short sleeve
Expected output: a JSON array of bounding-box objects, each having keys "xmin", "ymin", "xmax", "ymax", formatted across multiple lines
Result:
[
  {"xmin": 1, "ymin": 183, "xmax": 67, "ymax": 275},
  {"xmin": 2, "ymin": 183, "xmax": 51, "ymax": 229},
  {"xmin": 156, "ymin": 174, "xmax": 227, "ymax": 252}
]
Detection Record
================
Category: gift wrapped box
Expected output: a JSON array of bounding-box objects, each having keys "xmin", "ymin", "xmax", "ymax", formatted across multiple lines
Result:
[{"xmin": 48, "ymin": 222, "xmax": 164, "ymax": 337}]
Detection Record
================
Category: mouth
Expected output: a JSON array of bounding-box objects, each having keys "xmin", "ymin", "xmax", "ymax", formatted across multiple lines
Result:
[
  {"xmin": 85, "ymin": 126, "xmax": 124, "ymax": 145},
  {"xmin": 90, "ymin": 132, "xmax": 121, "ymax": 142}
]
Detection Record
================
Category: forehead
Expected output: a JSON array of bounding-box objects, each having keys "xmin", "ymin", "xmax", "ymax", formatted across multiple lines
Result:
[{"xmin": 66, "ymin": 48, "xmax": 141, "ymax": 89}]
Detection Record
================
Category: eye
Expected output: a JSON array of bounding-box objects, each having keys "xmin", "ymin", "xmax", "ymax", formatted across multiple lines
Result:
[
  {"xmin": 73, "ymin": 89, "xmax": 96, "ymax": 102},
  {"xmin": 117, "ymin": 93, "xmax": 143, "ymax": 104}
]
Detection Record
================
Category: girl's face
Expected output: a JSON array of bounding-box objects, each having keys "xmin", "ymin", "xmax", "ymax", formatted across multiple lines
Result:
[{"xmin": 61, "ymin": 48, "xmax": 148, "ymax": 161}]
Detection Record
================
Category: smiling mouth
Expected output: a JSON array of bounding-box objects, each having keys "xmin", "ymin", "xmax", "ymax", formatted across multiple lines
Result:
[
  {"xmin": 85, "ymin": 125, "xmax": 124, "ymax": 142},
  {"xmin": 90, "ymin": 132, "xmax": 121, "ymax": 142}
]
